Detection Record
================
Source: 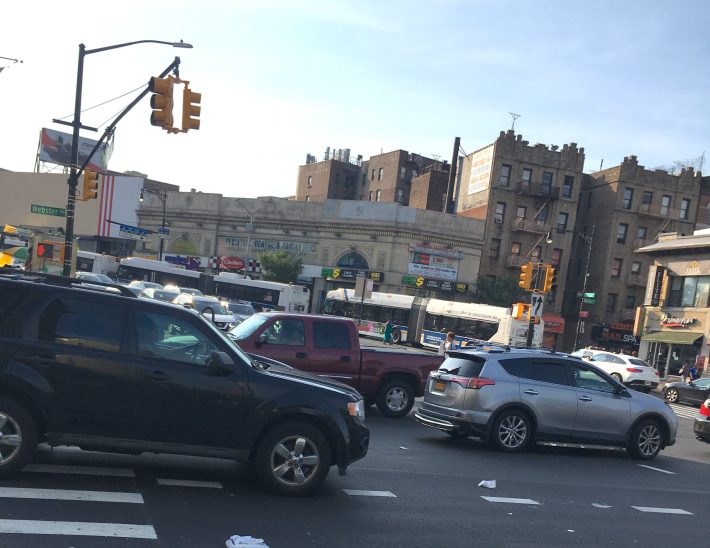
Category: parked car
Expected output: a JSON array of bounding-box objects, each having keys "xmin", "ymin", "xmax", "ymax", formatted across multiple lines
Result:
[
  {"xmin": 229, "ymin": 313, "xmax": 445, "ymax": 417},
  {"xmin": 139, "ymin": 287, "xmax": 182, "ymax": 303},
  {"xmin": 75, "ymin": 272, "xmax": 114, "ymax": 284},
  {"xmin": 662, "ymin": 378, "xmax": 710, "ymax": 406},
  {"xmin": 178, "ymin": 287, "xmax": 203, "ymax": 297},
  {"xmin": 0, "ymin": 272, "xmax": 369, "ymax": 495},
  {"xmin": 570, "ymin": 350, "xmax": 659, "ymax": 393},
  {"xmin": 127, "ymin": 280, "xmax": 163, "ymax": 291},
  {"xmin": 415, "ymin": 348, "xmax": 677, "ymax": 460},
  {"xmin": 694, "ymin": 398, "xmax": 710, "ymax": 444},
  {"xmin": 225, "ymin": 300, "xmax": 257, "ymax": 323},
  {"xmin": 173, "ymin": 294, "xmax": 238, "ymax": 331}
]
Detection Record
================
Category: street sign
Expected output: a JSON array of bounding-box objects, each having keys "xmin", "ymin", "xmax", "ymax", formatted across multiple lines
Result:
[
  {"xmin": 31, "ymin": 204, "xmax": 65, "ymax": 217},
  {"xmin": 157, "ymin": 227, "xmax": 170, "ymax": 235},
  {"xmin": 580, "ymin": 311, "xmax": 589, "ymax": 318},
  {"xmin": 530, "ymin": 293, "xmax": 544, "ymax": 318},
  {"xmin": 118, "ymin": 223, "xmax": 148, "ymax": 239}
]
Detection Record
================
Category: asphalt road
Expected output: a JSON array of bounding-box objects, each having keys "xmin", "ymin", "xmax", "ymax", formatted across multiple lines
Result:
[{"xmin": 0, "ymin": 394, "xmax": 707, "ymax": 548}]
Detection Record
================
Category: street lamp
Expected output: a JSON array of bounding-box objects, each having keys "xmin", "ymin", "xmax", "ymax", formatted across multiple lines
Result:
[
  {"xmin": 139, "ymin": 188, "xmax": 168, "ymax": 261},
  {"xmin": 238, "ymin": 200, "xmax": 255, "ymax": 278},
  {"xmin": 61, "ymin": 39, "xmax": 193, "ymax": 276}
]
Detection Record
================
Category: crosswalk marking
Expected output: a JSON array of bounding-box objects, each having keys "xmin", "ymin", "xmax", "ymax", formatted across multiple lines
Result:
[
  {"xmin": 24, "ymin": 463, "xmax": 136, "ymax": 477},
  {"xmin": 669, "ymin": 403, "xmax": 699, "ymax": 420},
  {"xmin": 0, "ymin": 487, "xmax": 143, "ymax": 504},
  {"xmin": 481, "ymin": 496, "xmax": 540, "ymax": 505},
  {"xmin": 0, "ymin": 519, "xmax": 157, "ymax": 539},
  {"xmin": 637, "ymin": 464, "xmax": 676, "ymax": 475},
  {"xmin": 156, "ymin": 478, "xmax": 223, "ymax": 489},
  {"xmin": 343, "ymin": 489, "xmax": 397, "ymax": 497},
  {"xmin": 632, "ymin": 506, "xmax": 693, "ymax": 515}
]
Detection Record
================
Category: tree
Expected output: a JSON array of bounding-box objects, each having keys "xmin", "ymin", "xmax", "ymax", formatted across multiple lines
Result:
[
  {"xmin": 474, "ymin": 275, "xmax": 526, "ymax": 307},
  {"xmin": 258, "ymin": 251, "xmax": 303, "ymax": 283}
]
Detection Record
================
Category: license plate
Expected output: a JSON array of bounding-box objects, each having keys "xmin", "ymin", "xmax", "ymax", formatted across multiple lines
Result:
[
  {"xmin": 644, "ymin": 381, "xmax": 651, "ymax": 385},
  {"xmin": 434, "ymin": 381, "xmax": 445, "ymax": 391}
]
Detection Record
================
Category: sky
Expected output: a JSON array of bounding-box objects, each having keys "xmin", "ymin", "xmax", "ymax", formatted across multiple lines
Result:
[{"xmin": 1, "ymin": 0, "xmax": 708, "ymax": 198}]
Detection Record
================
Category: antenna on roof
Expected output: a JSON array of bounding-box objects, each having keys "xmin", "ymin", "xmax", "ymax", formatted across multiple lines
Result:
[{"xmin": 509, "ymin": 112, "xmax": 521, "ymax": 131}]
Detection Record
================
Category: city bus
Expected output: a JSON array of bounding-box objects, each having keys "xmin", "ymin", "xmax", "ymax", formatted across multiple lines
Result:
[
  {"xmin": 322, "ymin": 288, "xmax": 543, "ymax": 349},
  {"xmin": 116, "ymin": 257, "xmax": 202, "ymax": 289},
  {"xmin": 76, "ymin": 251, "xmax": 120, "ymax": 277},
  {"xmin": 213, "ymin": 272, "xmax": 310, "ymax": 313}
]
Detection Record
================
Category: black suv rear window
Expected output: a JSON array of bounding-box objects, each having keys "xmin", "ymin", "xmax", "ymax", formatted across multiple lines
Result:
[
  {"xmin": 438, "ymin": 356, "xmax": 485, "ymax": 377},
  {"xmin": 0, "ymin": 283, "xmax": 33, "ymax": 335}
]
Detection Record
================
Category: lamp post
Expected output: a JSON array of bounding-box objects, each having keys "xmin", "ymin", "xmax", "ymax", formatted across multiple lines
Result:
[
  {"xmin": 238, "ymin": 201, "xmax": 255, "ymax": 278},
  {"xmin": 61, "ymin": 39, "xmax": 192, "ymax": 276},
  {"xmin": 572, "ymin": 226, "xmax": 595, "ymax": 352},
  {"xmin": 139, "ymin": 188, "xmax": 168, "ymax": 261}
]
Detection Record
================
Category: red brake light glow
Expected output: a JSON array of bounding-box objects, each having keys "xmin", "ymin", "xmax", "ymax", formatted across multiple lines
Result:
[
  {"xmin": 448, "ymin": 376, "xmax": 495, "ymax": 389},
  {"xmin": 700, "ymin": 399, "xmax": 710, "ymax": 417},
  {"xmin": 626, "ymin": 368, "xmax": 643, "ymax": 373}
]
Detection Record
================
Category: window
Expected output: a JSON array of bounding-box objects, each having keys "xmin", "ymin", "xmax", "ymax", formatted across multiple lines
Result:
[
  {"xmin": 135, "ymin": 310, "xmax": 219, "ymax": 366},
  {"xmin": 637, "ymin": 226, "xmax": 647, "ymax": 240},
  {"xmin": 0, "ymin": 286, "xmax": 32, "ymax": 336},
  {"xmin": 262, "ymin": 319, "xmax": 305, "ymax": 346},
  {"xmin": 400, "ymin": 166, "xmax": 406, "ymax": 180},
  {"xmin": 368, "ymin": 190, "xmax": 372, "ymax": 201},
  {"xmin": 313, "ymin": 321, "xmax": 351, "ymax": 349},
  {"xmin": 362, "ymin": 173, "xmax": 367, "ymax": 186},
  {"xmin": 396, "ymin": 188, "xmax": 404, "ymax": 203},
  {"xmin": 642, "ymin": 191, "xmax": 653, "ymax": 204},
  {"xmin": 551, "ymin": 248, "xmax": 562, "ymax": 266},
  {"xmin": 680, "ymin": 198, "xmax": 691, "ymax": 220},
  {"xmin": 562, "ymin": 175, "xmax": 574, "ymax": 198},
  {"xmin": 611, "ymin": 258, "xmax": 623, "ymax": 278},
  {"xmin": 375, "ymin": 189, "xmax": 381, "ymax": 201},
  {"xmin": 606, "ymin": 293, "xmax": 617, "ymax": 313},
  {"xmin": 661, "ymin": 195, "xmax": 672, "ymax": 215},
  {"xmin": 622, "ymin": 187, "xmax": 634, "ymax": 209},
  {"xmin": 307, "ymin": 176, "xmax": 312, "ymax": 188},
  {"xmin": 625, "ymin": 295, "xmax": 636, "ymax": 309},
  {"xmin": 617, "ymin": 223, "xmax": 628, "ymax": 244},
  {"xmin": 516, "ymin": 360, "xmax": 570, "ymax": 386},
  {"xmin": 556, "ymin": 212, "xmax": 568, "ymax": 232},
  {"xmin": 530, "ymin": 246, "xmax": 542, "ymax": 261},
  {"xmin": 631, "ymin": 261, "xmax": 641, "ymax": 274},
  {"xmin": 378, "ymin": 168, "xmax": 384, "ymax": 181},
  {"xmin": 500, "ymin": 164, "xmax": 512, "ymax": 186},
  {"xmin": 516, "ymin": 205, "xmax": 527, "ymax": 218},
  {"xmin": 511, "ymin": 242, "xmax": 521, "ymax": 256},
  {"xmin": 522, "ymin": 168, "xmax": 532, "ymax": 182},
  {"xmin": 305, "ymin": 196, "xmax": 310, "ymax": 202},
  {"xmin": 542, "ymin": 172, "xmax": 553, "ymax": 188},
  {"xmin": 38, "ymin": 297, "xmax": 121, "ymax": 352},
  {"xmin": 370, "ymin": 169, "xmax": 375, "ymax": 181},
  {"xmin": 571, "ymin": 366, "xmax": 615, "ymax": 393},
  {"xmin": 489, "ymin": 238, "xmax": 501, "ymax": 260},
  {"xmin": 494, "ymin": 202, "xmax": 506, "ymax": 223}
]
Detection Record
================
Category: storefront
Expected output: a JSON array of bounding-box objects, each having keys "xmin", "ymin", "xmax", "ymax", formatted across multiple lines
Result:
[
  {"xmin": 590, "ymin": 322, "xmax": 640, "ymax": 354},
  {"xmin": 642, "ymin": 331, "xmax": 703, "ymax": 378},
  {"xmin": 541, "ymin": 313, "xmax": 565, "ymax": 350}
]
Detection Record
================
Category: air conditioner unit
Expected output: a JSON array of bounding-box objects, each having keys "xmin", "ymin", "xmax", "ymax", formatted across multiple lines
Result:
[{"xmin": 494, "ymin": 217, "xmax": 503, "ymax": 224}]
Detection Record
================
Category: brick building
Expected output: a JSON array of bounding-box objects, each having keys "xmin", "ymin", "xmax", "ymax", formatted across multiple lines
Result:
[{"xmin": 295, "ymin": 149, "xmax": 366, "ymax": 203}]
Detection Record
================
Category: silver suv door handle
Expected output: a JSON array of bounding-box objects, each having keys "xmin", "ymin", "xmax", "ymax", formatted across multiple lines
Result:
[
  {"xmin": 523, "ymin": 389, "xmax": 539, "ymax": 395},
  {"xmin": 579, "ymin": 395, "xmax": 592, "ymax": 402}
]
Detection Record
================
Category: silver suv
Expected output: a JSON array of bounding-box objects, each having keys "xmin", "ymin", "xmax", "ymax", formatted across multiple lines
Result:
[{"xmin": 414, "ymin": 348, "xmax": 677, "ymax": 460}]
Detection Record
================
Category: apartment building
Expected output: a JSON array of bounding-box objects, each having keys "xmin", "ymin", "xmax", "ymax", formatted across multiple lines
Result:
[
  {"xmin": 408, "ymin": 161, "xmax": 451, "ymax": 212},
  {"xmin": 295, "ymin": 149, "xmax": 367, "ymax": 203},
  {"xmin": 455, "ymin": 130, "xmax": 586, "ymax": 349},
  {"xmin": 567, "ymin": 156, "xmax": 702, "ymax": 352}
]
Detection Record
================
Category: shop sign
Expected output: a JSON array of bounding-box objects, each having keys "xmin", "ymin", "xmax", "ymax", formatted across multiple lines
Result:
[
  {"xmin": 408, "ymin": 242, "xmax": 463, "ymax": 260},
  {"xmin": 650, "ymin": 266, "xmax": 665, "ymax": 306},
  {"xmin": 321, "ymin": 268, "xmax": 384, "ymax": 282},
  {"xmin": 221, "ymin": 256, "xmax": 245, "ymax": 270},
  {"xmin": 591, "ymin": 325, "xmax": 639, "ymax": 346},
  {"xmin": 660, "ymin": 313, "xmax": 696, "ymax": 328},
  {"xmin": 667, "ymin": 260, "xmax": 710, "ymax": 276},
  {"xmin": 402, "ymin": 275, "xmax": 468, "ymax": 293}
]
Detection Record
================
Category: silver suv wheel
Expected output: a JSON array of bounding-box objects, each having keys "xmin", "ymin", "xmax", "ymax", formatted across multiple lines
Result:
[{"xmin": 491, "ymin": 410, "xmax": 532, "ymax": 452}]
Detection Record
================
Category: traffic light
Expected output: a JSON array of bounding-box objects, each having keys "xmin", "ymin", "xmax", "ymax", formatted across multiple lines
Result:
[
  {"xmin": 37, "ymin": 242, "xmax": 54, "ymax": 259},
  {"xmin": 82, "ymin": 169, "xmax": 99, "ymax": 200},
  {"xmin": 182, "ymin": 85, "xmax": 201, "ymax": 131},
  {"xmin": 542, "ymin": 265, "xmax": 557, "ymax": 293},
  {"xmin": 149, "ymin": 76, "xmax": 174, "ymax": 130},
  {"xmin": 519, "ymin": 262, "xmax": 534, "ymax": 290}
]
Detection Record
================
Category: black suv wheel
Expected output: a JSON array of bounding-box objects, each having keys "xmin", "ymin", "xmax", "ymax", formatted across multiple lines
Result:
[
  {"xmin": 255, "ymin": 421, "xmax": 331, "ymax": 496},
  {"xmin": 0, "ymin": 399, "xmax": 38, "ymax": 477},
  {"xmin": 490, "ymin": 409, "xmax": 532, "ymax": 452}
]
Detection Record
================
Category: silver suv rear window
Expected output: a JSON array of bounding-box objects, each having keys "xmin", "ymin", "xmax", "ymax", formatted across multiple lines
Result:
[{"xmin": 438, "ymin": 356, "xmax": 485, "ymax": 377}]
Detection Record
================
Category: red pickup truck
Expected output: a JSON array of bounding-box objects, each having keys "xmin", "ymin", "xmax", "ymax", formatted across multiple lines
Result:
[{"xmin": 228, "ymin": 313, "xmax": 444, "ymax": 418}]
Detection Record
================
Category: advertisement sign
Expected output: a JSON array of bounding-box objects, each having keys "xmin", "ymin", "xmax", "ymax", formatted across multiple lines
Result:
[
  {"xmin": 402, "ymin": 275, "xmax": 468, "ymax": 294},
  {"xmin": 321, "ymin": 268, "xmax": 384, "ymax": 282},
  {"xmin": 467, "ymin": 144, "xmax": 494, "ymax": 195},
  {"xmin": 221, "ymin": 256, "xmax": 245, "ymax": 270},
  {"xmin": 650, "ymin": 266, "xmax": 666, "ymax": 306},
  {"xmin": 408, "ymin": 251, "xmax": 459, "ymax": 281},
  {"xmin": 39, "ymin": 127, "xmax": 113, "ymax": 171},
  {"xmin": 164, "ymin": 255, "xmax": 202, "ymax": 270},
  {"xmin": 408, "ymin": 242, "xmax": 463, "ymax": 260}
]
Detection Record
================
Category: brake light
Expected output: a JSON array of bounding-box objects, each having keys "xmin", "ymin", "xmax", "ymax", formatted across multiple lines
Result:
[
  {"xmin": 626, "ymin": 368, "xmax": 643, "ymax": 373},
  {"xmin": 700, "ymin": 399, "xmax": 710, "ymax": 417},
  {"xmin": 449, "ymin": 376, "xmax": 495, "ymax": 389}
]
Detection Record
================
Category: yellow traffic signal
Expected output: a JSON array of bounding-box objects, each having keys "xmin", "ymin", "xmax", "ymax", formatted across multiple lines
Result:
[
  {"xmin": 82, "ymin": 169, "xmax": 100, "ymax": 200},
  {"xmin": 542, "ymin": 265, "xmax": 557, "ymax": 293},
  {"xmin": 149, "ymin": 76, "xmax": 174, "ymax": 130},
  {"xmin": 182, "ymin": 86, "xmax": 201, "ymax": 131},
  {"xmin": 519, "ymin": 262, "xmax": 534, "ymax": 290}
]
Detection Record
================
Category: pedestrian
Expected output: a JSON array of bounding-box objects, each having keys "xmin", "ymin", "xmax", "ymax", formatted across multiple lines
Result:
[
  {"xmin": 438, "ymin": 331, "xmax": 456, "ymax": 356},
  {"xmin": 690, "ymin": 364, "xmax": 699, "ymax": 382},
  {"xmin": 383, "ymin": 318, "xmax": 394, "ymax": 345},
  {"xmin": 680, "ymin": 360, "xmax": 692, "ymax": 383}
]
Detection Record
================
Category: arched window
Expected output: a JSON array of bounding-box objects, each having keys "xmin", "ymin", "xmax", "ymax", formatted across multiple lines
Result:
[{"xmin": 336, "ymin": 251, "xmax": 369, "ymax": 270}]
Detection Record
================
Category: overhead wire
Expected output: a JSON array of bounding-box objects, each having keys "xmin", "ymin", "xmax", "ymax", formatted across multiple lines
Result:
[{"xmin": 55, "ymin": 81, "xmax": 148, "ymax": 121}]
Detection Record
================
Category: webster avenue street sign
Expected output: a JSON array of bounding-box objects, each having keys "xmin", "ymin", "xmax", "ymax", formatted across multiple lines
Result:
[{"xmin": 31, "ymin": 204, "xmax": 65, "ymax": 217}]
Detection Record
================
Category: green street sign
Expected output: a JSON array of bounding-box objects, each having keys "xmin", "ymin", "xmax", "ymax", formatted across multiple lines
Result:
[{"xmin": 31, "ymin": 204, "xmax": 66, "ymax": 217}]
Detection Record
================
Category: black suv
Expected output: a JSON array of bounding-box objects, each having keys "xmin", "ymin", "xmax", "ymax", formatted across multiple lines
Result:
[{"xmin": 0, "ymin": 273, "xmax": 369, "ymax": 495}]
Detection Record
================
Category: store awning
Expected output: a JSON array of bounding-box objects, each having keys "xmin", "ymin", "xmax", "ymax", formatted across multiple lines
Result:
[{"xmin": 642, "ymin": 331, "xmax": 703, "ymax": 344}]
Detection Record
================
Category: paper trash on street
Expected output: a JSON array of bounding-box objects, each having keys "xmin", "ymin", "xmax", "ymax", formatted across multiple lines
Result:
[
  {"xmin": 226, "ymin": 534, "xmax": 269, "ymax": 547},
  {"xmin": 478, "ymin": 480, "xmax": 496, "ymax": 489}
]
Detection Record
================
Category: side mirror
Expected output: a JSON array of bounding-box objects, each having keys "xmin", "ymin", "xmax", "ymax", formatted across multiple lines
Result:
[
  {"xmin": 256, "ymin": 332, "xmax": 268, "ymax": 347},
  {"xmin": 202, "ymin": 306, "xmax": 215, "ymax": 323},
  {"xmin": 205, "ymin": 351, "xmax": 235, "ymax": 375}
]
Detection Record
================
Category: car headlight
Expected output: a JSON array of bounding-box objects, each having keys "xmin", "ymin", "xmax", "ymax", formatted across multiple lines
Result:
[{"xmin": 348, "ymin": 400, "xmax": 365, "ymax": 422}]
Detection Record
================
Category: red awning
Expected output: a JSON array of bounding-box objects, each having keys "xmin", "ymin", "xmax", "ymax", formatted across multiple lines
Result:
[{"xmin": 542, "ymin": 313, "xmax": 565, "ymax": 334}]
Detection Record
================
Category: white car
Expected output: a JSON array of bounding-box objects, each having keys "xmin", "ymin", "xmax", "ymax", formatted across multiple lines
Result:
[
  {"xmin": 571, "ymin": 350, "xmax": 659, "ymax": 393},
  {"xmin": 173, "ymin": 294, "xmax": 238, "ymax": 331}
]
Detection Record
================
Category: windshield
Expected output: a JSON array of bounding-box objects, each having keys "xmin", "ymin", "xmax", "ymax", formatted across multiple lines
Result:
[
  {"xmin": 230, "ymin": 303, "xmax": 256, "ymax": 315},
  {"xmin": 229, "ymin": 313, "xmax": 269, "ymax": 340},
  {"xmin": 195, "ymin": 301, "xmax": 229, "ymax": 315},
  {"xmin": 193, "ymin": 312, "xmax": 253, "ymax": 365},
  {"xmin": 154, "ymin": 290, "xmax": 180, "ymax": 302}
]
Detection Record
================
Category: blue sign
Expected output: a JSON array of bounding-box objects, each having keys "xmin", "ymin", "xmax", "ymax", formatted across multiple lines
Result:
[
  {"xmin": 118, "ymin": 223, "xmax": 148, "ymax": 238},
  {"xmin": 157, "ymin": 227, "xmax": 170, "ymax": 235}
]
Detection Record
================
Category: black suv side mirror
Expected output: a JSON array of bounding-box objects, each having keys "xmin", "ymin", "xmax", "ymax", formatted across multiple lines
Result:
[{"xmin": 205, "ymin": 351, "xmax": 235, "ymax": 376}]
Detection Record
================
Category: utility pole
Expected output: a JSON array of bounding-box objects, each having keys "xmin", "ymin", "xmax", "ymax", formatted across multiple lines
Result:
[
  {"xmin": 444, "ymin": 137, "xmax": 460, "ymax": 214},
  {"xmin": 573, "ymin": 226, "xmax": 595, "ymax": 352}
]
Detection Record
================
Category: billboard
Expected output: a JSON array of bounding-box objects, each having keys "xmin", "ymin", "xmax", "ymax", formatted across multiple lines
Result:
[
  {"xmin": 39, "ymin": 128, "xmax": 113, "ymax": 171},
  {"xmin": 467, "ymin": 144, "xmax": 494, "ymax": 195}
]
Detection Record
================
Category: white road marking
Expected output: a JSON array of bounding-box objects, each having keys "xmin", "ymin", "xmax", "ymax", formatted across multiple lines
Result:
[
  {"xmin": 632, "ymin": 506, "xmax": 693, "ymax": 515},
  {"xmin": 24, "ymin": 463, "xmax": 136, "ymax": 477},
  {"xmin": 592, "ymin": 503, "xmax": 613, "ymax": 508},
  {"xmin": 0, "ymin": 519, "xmax": 157, "ymax": 539},
  {"xmin": 669, "ymin": 403, "xmax": 699, "ymax": 420},
  {"xmin": 343, "ymin": 489, "xmax": 397, "ymax": 497},
  {"xmin": 156, "ymin": 478, "xmax": 223, "ymax": 489},
  {"xmin": 0, "ymin": 487, "xmax": 143, "ymax": 504},
  {"xmin": 637, "ymin": 464, "xmax": 676, "ymax": 475},
  {"xmin": 481, "ymin": 496, "xmax": 540, "ymax": 505}
]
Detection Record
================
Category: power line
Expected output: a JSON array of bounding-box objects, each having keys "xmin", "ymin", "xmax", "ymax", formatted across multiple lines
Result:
[{"xmin": 56, "ymin": 81, "xmax": 148, "ymax": 121}]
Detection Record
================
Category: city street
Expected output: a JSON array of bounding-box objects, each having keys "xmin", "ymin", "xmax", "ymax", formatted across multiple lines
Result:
[{"xmin": 0, "ymin": 396, "xmax": 707, "ymax": 547}]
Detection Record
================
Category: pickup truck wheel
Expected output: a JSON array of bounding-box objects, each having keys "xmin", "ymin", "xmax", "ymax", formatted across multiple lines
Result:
[
  {"xmin": 376, "ymin": 380, "xmax": 415, "ymax": 418},
  {"xmin": 391, "ymin": 328, "xmax": 401, "ymax": 344},
  {"xmin": 255, "ymin": 421, "xmax": 331, "ymax": 496},
  {"xmin": 0, "ymin": 400, "xmax": 38, "ymax": 478}
]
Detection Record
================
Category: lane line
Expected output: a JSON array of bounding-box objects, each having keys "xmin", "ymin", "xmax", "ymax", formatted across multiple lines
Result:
[
  {"xmin": 0, "ymin": 519, "xmax": 157, "ymax": 539},
  {"xmin": 24, "ymin": 463, "xmax": 136, "ymax": 477},
  {"xmin": 343, "ymin": 489, "xmax": 397, "ymax": 498},
  {"xmin": 481, "ymin": 496, "xmax": 540, "ymax": 505},
  {"xmin": 632, "ymin": 506, "xmax": 693, "ymax": 515},
  {"xmin": 0, "ymin": 487, "xmax": 143, "ymax": 504},
  {"xmin": 637, "ymin": 464, "xmax": 676, "ymax": 475},
  {"xmin": 156, "ymin": 478, "xmax": 223, "ymax": 489}
]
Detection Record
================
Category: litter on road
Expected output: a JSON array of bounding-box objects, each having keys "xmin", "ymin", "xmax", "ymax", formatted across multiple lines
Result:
[
  {"xmin": 478, "ymin": 480, "xmax": 496, "ymax": 489},
  {"xmin": 226, "ymin": 534, "xmax": 268, "ymax": 547}
]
